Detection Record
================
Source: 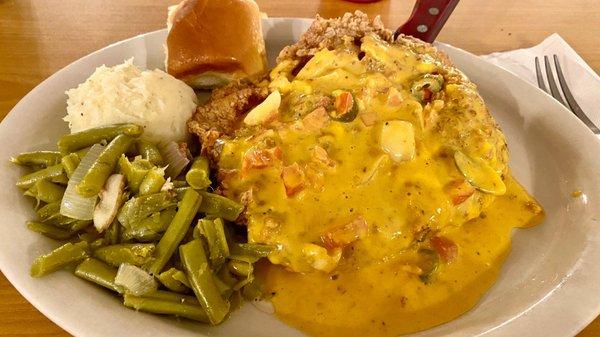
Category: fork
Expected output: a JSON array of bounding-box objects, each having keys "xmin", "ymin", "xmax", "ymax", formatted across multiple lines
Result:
[{"xmin": 535, "ymin": 55, "xmax": 600, "ymax": 134}]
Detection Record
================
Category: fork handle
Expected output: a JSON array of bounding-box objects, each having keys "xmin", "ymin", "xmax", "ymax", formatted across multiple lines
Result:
[{"xmin": 394, "ymin": 0, "xmax": 460, "ymax": 43}]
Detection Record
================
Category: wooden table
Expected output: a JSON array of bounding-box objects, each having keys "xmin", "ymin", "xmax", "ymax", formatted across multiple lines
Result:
[{"xmin": 0, "ymin": 0, "xmax": 598, "ymax": 335}]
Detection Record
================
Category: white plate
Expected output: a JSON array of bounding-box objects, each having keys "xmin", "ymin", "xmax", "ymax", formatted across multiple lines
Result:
[{"xmin": 1, "ymin": 18, "xmax": 599, "ymax": 337}]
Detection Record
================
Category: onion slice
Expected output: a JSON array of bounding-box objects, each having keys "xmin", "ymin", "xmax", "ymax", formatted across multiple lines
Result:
[
  {"xmin": 160, "ymin": 141, "xmax": 190, "ymax": 179},
  {"xmin": 114, "ymin": 263, "xmax": 157, "ymax": 296},
  {"xmin": 60, "ymin": 144, "xmax": 104, "ymax": 220}
]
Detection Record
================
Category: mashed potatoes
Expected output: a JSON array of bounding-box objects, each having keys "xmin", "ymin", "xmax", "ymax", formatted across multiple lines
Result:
[{"xmin": 64, "ymin": 58, "xmax": 197, "ymax": 143}]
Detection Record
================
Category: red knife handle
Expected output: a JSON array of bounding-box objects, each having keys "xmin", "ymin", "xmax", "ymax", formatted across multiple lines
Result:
[{"xmin": 394, "ymin": 0, "xmax": 460, "ymax": 43}]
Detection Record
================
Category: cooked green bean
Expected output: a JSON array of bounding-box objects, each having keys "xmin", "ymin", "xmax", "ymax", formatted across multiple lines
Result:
[
  {"xmin": 198, "ymin": 191, "xmax": 243, "ymax": 221},
  {"xmin": 229, "ymin": 243, "xmax": 275, "ymax": 263},
  {"xmin": 138, "ymin": 167, "xmax": 166, "ymax": 196},
  {"xmin": 172, "ymin": 180, "xmax": 189, "ymax": 188},
  {"xmin": 51, "ymin": 173, "xmax": 69, "ymax": 185},
  {"xmin": 123, "ymin": 293, "xmax": 209, "ymax": 323},
  {"xmin": 74, "ymin": 258, "xmax": 123, "ymax": 293},
  {"xmin": 179, "ymin": 239, "xmax": 230, "ymax": 325},
  {"xmin": 70, "ymin": 220, "xmax": 93, "ymax": 232},
  {"xmin": 117, "ymin": 191, "xmax": 176, "ymax": 228},
  {"xmin": 24, "ymin": 180, "xmax": 65, "ymax": 203},
  {"xmin": 121, "ymin": 209, "xmax": 176, "ymax": 242},
  {"xmin": 137, "ymin": 140, "xmax": 164, "ymax": 165},
  {"xmin": 16, "ymin": 163, "xmax": 64, "ymax": 189},
  {"xmin": 212, "ymin": 275, "xmax": 233, "ymax": 298},
  {"xmin": 93, "ymin": 243, "xmax": 155, "ymax": 268},
  {"xmin": 144, "ymin": 290, "xmax": 199, "ymax": 303},
  {"xmin": 105, "ymin": 220, "xmax": 120, "ymax": 245},
  {"xmin": 30, "ymin": 241, "xmax": 89, "ymax": 277},
  {"xmin": 61, "ymin": 153, "xmax": 80, "ymax": 179},
  {"xmin": 228, "ymin": 260, "xmax": 252, "ymax": 277},
  {"xmin": 57, "ymin": 123, "xmax": 143, "ymax": 154},
  {"xmin": 118, "ymin": 155, "xmax": 153, "ymax": 194},
  {"xmin": 36, "ymin": 202, "xmax": 77, "ymax": 227},
  {"xmin": 158, "ymin": 268, "xmax": 189, "ymax": 293},
  {"xmin": 76, "ymin": 134, "xmax": 135, "ymax": 197},
  {"xmin": 90, "ymin": 238, "xmax": 107, "ymax": 250},
  {"xmin": 197, "ymin": 218, "xmax": 229, "ymax": 268},
  {"xmin": 186, "ymin": 157, "xmax": 211, "ymax": 190},
  {"xmin": 11, "ymin": 151, "xmax": 62, "ymax": 168},
  {"xmin": 146, "ymin": 189, "xmax": 202, "ymax": 275},
  {"xmin": 74, "ymin": 146, "xmax": 91, "ymax": 159},
  {"xmin": 27, "ymin": 221, "xmax": 75, "ymax": 240}
]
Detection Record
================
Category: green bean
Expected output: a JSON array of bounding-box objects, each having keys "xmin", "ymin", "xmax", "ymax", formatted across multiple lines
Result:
[
  {"xmin": 144, "ymin": 290, "xmax": 199, "ymax": 303},
  {"xmin": 137, "ymin": 140, "xmax": 164, "ymax": 165},
  {"xmin": 57, "ymin": 123, "xmax": 143, "ymax": 154},
  {"xmin": 75, "ymin": 231, "xmax": 100, "ymax": 244},
  {"xmin": 121, "ymin": 209, "xmax": 176, "ymax": 242},
  {"xmin": 228, "ymin": 260, "xmax": 252, "ymax": 277},
  {"xmin": 146, "ymin": 189, "xmax": 202, "ymax": 275},
  {"xmin": 118, "ymin": 155, "xmax": 153, "ymax": 194},
  {"xmin": 70, "ymin": 220, "xmax": 93, "ymax": 232},
  {"xmin": 138, "ymin": 167, "xmax": 166, "ymax": 196},
  {"xmin": 179, "ymin": 239, "xmax": 230, "ymax": 325},
  {"xmin": 74, "ymin": 146, "xmax": 91, "ymax": 159},
  {"xmin": 11, "ymin": 151, "xmax": 62, "ymax": 168},
  {"xmin": 186, "ymin": 157, "xmax": 211, "ymax": 190},
  {"xmin": 90, "ymin": 238, "xmax": 107, "ymax": 250},
  {"xmin": 74, "ymin": 258, "xmax": 123, "ymax": 293},
  {"xmin": 93, "ymin": 244, "xmax": 155, "ymax": 268},
  {"xmin": 51, "ymin": 173, "xmax": 69, "ymax": 185},
  {"xmin": 217, "ymin": 265, "xmax": 239, "ymax": 288},
  {"xmin": 212, "ymin": 275, "xmax": 233, "ymax": 298},
  {"xmin": 117, "ymin": 191, "xmax": 175, "ymax": 228},
  {"xmin": 16, "ymin": 163, "xmax": 64, "ymax": 189},
  {"xmin": 196, "ymin": 218, "xmax": 229, "ymax": 268},
  {"xmin": 198, "ymin": 191, "xmax": 244, "ymax": 221},
  {"xmin": 158, "ymin": 268, "xmax": 190, "ymax": 293},
  {"xmin": 123, "ymin": 293, "xmax": 209, "ymax": 323},
  {"xmin": 105, "ymin": 220, "xmax": 120, "ymax": 245},
  {"xmin": 24, "ymin": 180, "xmax": 66, "ymax": 204},
  {"xmin": 36, "ymin": 202, "xmax": 77, "ymax": 227},
  {"xmin": 76, "ymin": 134, "xmax": 135, "ymax": 197},
  {"xmin": 27, "ymin": 221, "xmax": 75, "ymax": 240},
  {"xmin": 61, "ymin": 153, "xmax": 80, "ymax": 179},
  {"xmin": 229, "ymin": 243, "xmax": 275, "ymax": 263},
  {"xmin": 30, "ymin": 241, "xmax": 89, "ymax": 277},
  {"xmin": 172, "ymin": 180, "xmax": 189, "ymax": 188}
]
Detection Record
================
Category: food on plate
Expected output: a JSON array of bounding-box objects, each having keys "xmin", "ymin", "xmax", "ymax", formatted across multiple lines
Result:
[
  {"xmin": 13, "ymin": 123, "xmax": 273, "ymax": 325},
  {"xmin": 188, "ymin": 11, "xmax": 544, "ymax": 336},
  {"xmin": 166, "ymin": 0, "xmax": 267, "ymax": 88},
  {"xmin": 11, "ymin": 8, "xmax": 545, "ymax": 337},
  {"xmin": 64, "ymin": 59, "xmax": 197, "ymax": 144}
]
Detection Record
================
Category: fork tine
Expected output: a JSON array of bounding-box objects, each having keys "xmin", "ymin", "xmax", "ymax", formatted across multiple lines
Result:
[
  {"xmin": 544, "ymin": 55, "xmax": 567, "ymax": 107},
  {"xmin": 553, "ymin": 55, "xmax": 600, "ymax": 134},
  {"xmin": 534, "ymin": 57, "xmax": 548, "ymax": 93}
]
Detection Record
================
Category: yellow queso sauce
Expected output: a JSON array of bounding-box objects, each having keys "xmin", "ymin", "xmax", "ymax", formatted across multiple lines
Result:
[
  {"xmin": 214, "ymin": 33, "xmax": 544, "ymax": 335},
  {"xmin": 257, "ymin": 176, "xmax": 544, "ymax": 336}
]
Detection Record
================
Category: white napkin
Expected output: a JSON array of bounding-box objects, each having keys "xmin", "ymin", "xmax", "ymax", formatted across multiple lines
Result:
[{"xmin": 480, "ymin": 33, "xmax": 600, "ymax": 128}]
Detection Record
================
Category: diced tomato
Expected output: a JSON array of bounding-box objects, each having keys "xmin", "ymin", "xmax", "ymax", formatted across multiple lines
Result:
[
  {"xmin": 321, "ymin": 216, "xmax": 369, "ymax": 249},
  {"xmin": 422, "ymin": 87, "xmax": 433, "ymax": 102},
  {"xmin": 281, "ymin": 162, "xmax": 305, "ymax": 196},
  {"xmin": 335, "ymin": 91, "xmax": 354, "ymax": 115},
  {"xmin": 302, "ymin": 107, "xmax": 329, "ymax": 131},
  {"xmin": 242, "ymin": 147, "xmax": 282, "ymax": 171},
  {"xmin": 430, "ymin": 236, "xmax": 458, "ymax": 263},
  {"xmin": 312, "ymin": 145, "xmax": 335, "ymax": 167},
  {"xmin": 446, "ymin": 179, "xmax": 475, "ymax": 205}
]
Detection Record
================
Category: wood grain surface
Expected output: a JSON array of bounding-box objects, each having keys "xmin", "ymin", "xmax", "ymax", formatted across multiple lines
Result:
[{"xmin": 0, "ymin": 0, "xmax": 598, "ymax": 335}]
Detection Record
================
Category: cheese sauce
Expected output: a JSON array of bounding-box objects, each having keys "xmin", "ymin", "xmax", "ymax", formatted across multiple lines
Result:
[
  {"xmin": 257, "ymin": 176, "xmax": 543, "ymax": 336},
  {"xmin": 214, "ymin": 33, "xmax": 544, "ymax": 335}
]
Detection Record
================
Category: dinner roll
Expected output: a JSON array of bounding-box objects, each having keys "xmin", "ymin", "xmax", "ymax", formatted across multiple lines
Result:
[{"xmin": 166, "ymin": 0, "xmax": 268, "ymax": 89}]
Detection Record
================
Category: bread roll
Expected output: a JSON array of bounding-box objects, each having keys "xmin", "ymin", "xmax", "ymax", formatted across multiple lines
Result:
[{"xmin": 166, "ymin": 0, "xmax": 267, "ymax": 88}]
